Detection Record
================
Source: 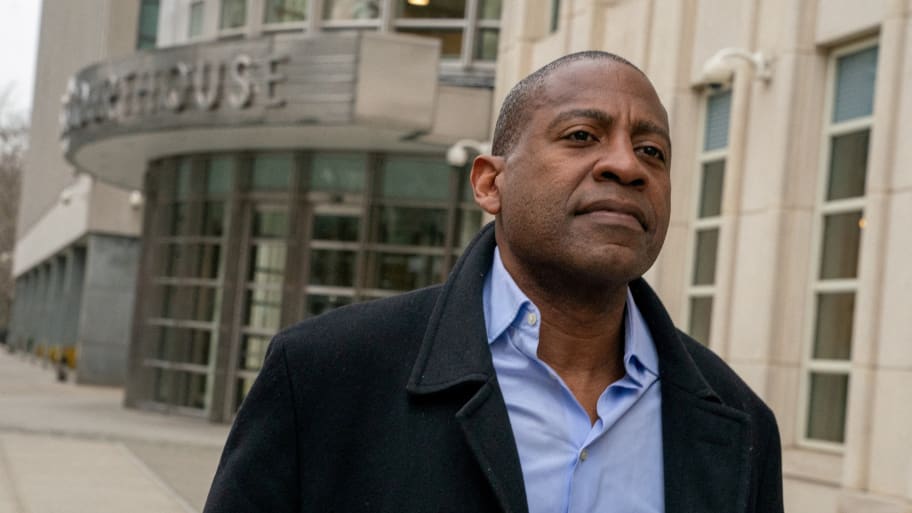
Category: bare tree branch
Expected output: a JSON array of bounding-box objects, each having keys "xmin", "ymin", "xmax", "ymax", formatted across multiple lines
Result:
[{"xmin": 0, "ymin": 86, "xmax": 28, "ymax": 328}]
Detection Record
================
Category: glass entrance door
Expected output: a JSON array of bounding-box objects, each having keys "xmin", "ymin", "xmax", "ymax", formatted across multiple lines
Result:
[{"xmin": 230, "ymin": 202, "xmax": 289, "ymax": 411}]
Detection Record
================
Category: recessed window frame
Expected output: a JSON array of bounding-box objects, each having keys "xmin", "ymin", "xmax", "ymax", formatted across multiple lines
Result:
[
  {"xmin": 684, "ymin": 88, "xmax": 732, "ymax": 347},
  {"xmin": 798, "ymin": 38, "xmax": 879, "ymax": 452}
]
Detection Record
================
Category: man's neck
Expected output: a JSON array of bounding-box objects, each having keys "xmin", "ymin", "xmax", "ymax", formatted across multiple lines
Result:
[{"xmin": 498, "ymin": 252, "xmax": 629, "ymax": 424}]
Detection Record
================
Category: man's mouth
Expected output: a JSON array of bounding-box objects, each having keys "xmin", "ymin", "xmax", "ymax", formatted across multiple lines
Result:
[{"xmin": 575, "ymin": 199, "xmax": 648, "ymax": 231}]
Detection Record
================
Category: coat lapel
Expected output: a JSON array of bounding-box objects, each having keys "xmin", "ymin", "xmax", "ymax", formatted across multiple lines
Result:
[
  {"xmin": 630, "ymin": 280, "xmax": 753, "ymax": 513},
  {"xmin": 407, "ymin": 224, "xmax": 528, "ymax": 513}
]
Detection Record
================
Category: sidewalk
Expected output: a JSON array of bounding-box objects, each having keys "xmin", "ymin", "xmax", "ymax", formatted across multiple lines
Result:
[{"xmin": 0, "ymin": 348, "xmax": 230, "ymax": 513}]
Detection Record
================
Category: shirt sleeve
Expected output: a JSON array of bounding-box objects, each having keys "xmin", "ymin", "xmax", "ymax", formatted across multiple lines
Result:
[{"xmin": 203, "ymin": 336, "xmax": 301, "ymax": 513}]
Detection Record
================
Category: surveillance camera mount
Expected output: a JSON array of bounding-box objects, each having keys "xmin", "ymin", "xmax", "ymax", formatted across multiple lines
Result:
[
  {"xmin": 446, "ymin": 139, "xmax": 492, "ymax": 166},
  {"xmin": 700, "ymin": 48, "xmax": 772, "ymax": 87}
]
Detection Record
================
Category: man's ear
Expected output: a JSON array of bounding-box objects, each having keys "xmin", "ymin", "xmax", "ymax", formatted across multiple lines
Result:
[{"xmin": 470, "ymin": 154, "xmax": 504, "ymax": 215}]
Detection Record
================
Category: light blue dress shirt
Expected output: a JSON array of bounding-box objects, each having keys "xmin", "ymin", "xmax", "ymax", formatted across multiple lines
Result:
[{"xmin": 483, "ymin": 248, "xmax": 664, "ymax": 513}]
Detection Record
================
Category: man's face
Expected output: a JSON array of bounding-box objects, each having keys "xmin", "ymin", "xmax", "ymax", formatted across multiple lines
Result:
[{"xmin": 492, "ymin": 59, "xmax": 672, "ymax": 288}]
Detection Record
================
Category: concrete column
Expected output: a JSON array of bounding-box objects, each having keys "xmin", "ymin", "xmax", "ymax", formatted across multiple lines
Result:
[{"xmin": 75, "ymin": 234, "xmax": 141, "ymax": 386}]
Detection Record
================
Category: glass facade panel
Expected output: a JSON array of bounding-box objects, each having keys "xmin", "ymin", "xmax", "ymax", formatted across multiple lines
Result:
[
  {"xmin": 264, "ymin": 0, "xmax": 308, "ymax": 23},
  {"xmin": 309, "ymin": 249, "xmax": 357, "ymax": 286},
  {"xmin": 247, "ymin": 243, "xmax": 287, "ymax": 283},
  {"xmin": 207, "ymin": 157, "xmax": 234, "ymax": 195},
  {"xmin": 698, "ymin": 160, "xmax": 725, "ymax": 218},
  {"xmin": 176, "ymin": 160, "xmax": 193, "ymax": 200},
  {"xmin": 153, "ymin": 326, "xmax": 211, "ymax": 365},
  {"xmin": 458, "ymin": 209, "xmax": 483, "ymax": 249},
  {"xmin": 252, "ymin": 210, "xmax": 289, "ymax": 238},
  {"xmin": 160, "ymin": 243, "xmax": 182, "ymax": 277},
  {"xmin": 313, "ymin": 214, "xmax": 360, "ymax": 241},
  {"xmin": 826, "ymin": 130, "xmax": 869, "ymax": 201},
  {"xmin": 372, "ymin": 206, "xmax": 447, "ymax": 246},
  {"xmin": 806, "ymin": 372, "xmax": 849, "ymax": 443},
  {"xmin": 153, "ymin": 368, "xmax": 208, "ymax": 409},
  {"xmin": 704, "ymin": 91, "xmax": 732, "ymax": 151},
  {"xmin": 397, "ymin": 28, "xmax": 463, "ymax": 59},
  {"xmin": 478, "ymin": 0, "xmax": 502, "ymax": 19},
  {"xmin": 244, "ymin": 289, "xmax": 283, "ymax": 330},
  {"xmin": 137, "ymin": 0, "xmax": 160, "ymax": 49},
  {"xmin": 192, "ymin": 244, "xmax": 223, "ymax": 279},
  {"xmin": 189, "ymin": 1, "xmax": 204, "ymax": 37},
  {"xmin": 220, "ymin": 0, "xmax": 247, "ymax": 29},
  {"xmin": 688, "ymin": 296, "xmax": 713, "ymax": 345},
  {"xmin": 381, "ymin": 157, "xmax": 451, "ymax": 200},
  {"xmin": 475, "ymin": 28, "xmax": 499, "ymax": 61},
  {"xmin": 692, "ymin": 228, "xmax": 719, "ymax": 286},
  {"xmin": 202, "ymin": 201, "xmax": 226, "ymax": 236},
  {"xmin": 398, "ymin": 0, "xmax": 465, "ymax": 18},
  {"xmin": 812, "ymin": 292, "xmax": 855, "ymax": 360},
  {"xmin": 367, "ymin": 252, "xmax": 443, "ymax": 290},
  {"xmin": 252, "ymin": 154, "xmax": 293, "ymax": 190},
  {"xmin": 235, "ymin": 376, "xmax": 256, "ymax": 410},
  {"xmin": 239, "ymin": 335, "xmax": 271, "ymax": 371},
  {"xmin": 310, "ymin": 154, "xmax": 366, "ymax": 192},
  {"xmin": 819, "ymin": 211, "xmax": 862, "ymax": 280},
  {"xmin": 833, "ymin": 47, "xmax": 878, "ymax": 123},
  {"xmin": 174, "ymin": 371, "xmax": 208, "ymax": 409},
  {"xmin": 323, "ymin": 0, "xmax": 381, "ymax": 19}
]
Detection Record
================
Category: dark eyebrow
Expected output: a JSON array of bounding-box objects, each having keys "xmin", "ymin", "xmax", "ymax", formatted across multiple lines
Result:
[{"xmin": 546, "ymin": 109, "xmax": 613, "ymax": 132}]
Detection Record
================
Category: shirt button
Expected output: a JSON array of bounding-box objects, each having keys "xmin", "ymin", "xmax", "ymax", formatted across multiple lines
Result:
[
  {"xmin": 527, "ymin": 312, "xmax": 538, "ymax": 326},
  {"xmin": 580, "ymin": 450, "xmax": 589, "ymax": 462}
]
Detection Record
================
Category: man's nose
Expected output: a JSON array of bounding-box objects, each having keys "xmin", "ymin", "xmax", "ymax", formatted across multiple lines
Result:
[{"xmin": 591, "ymin": 138, "xmax": 647, "ymax": 187}]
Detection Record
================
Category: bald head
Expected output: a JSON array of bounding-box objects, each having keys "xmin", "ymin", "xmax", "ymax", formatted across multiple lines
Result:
[{"xmin": 491, "ymin": 51, "xmax": 648, "ymax": 156}]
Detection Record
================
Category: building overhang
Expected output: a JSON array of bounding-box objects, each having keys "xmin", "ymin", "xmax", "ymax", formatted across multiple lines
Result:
[{"xmin": 61, "ymin": 32, "xmax": 487, "ymax": 190}]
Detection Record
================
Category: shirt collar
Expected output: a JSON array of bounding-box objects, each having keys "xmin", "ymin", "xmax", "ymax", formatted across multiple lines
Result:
[
  {"xmin": 483, "ymin": 247, "xmax": 531, "ymax": 344},
  {"xmin": 483, "ymin": 247, "xmax": 660, "ymax": 382}
]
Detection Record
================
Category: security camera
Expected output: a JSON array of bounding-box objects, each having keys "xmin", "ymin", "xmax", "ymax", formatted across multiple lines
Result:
[
  {"xmin": 446, "ymin": 145, "xmax": 469, "ymax": 167},
  {"xmin": 699, "ymin": 54, "xmax": 736, "ymax": 88},
  {"xmin": 446, "ymin": 140, "xmax": 492, "ymax": 166},
  {"xmin": 698, "ymin": 48, "xmax": 772, "ymax": 87}
]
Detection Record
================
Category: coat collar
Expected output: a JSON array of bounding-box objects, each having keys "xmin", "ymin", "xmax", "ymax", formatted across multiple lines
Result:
[{"xmin": 407, "ymin": 223, "xmax": 753, "ymax": 513}]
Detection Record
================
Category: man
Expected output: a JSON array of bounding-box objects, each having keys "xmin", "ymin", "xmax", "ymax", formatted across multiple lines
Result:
[{"xmin": 204, "ymin": 51, "xmax": 783, "ymax": 513}]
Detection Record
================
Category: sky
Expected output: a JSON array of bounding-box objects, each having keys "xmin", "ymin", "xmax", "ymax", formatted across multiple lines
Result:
[{"xmin": 0, "ymin": 0, "xmax": 41, "ymax": 121}]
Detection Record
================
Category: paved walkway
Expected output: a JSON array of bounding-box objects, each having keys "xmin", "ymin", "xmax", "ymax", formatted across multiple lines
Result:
[{"xmin": 0, "ymin": 348, "xmax": 230, "ymax": 513}]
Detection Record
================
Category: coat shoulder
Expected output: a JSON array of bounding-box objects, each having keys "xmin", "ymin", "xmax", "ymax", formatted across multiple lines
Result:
[{"xmin": 268, "ymin": 286, "xmax": 443, "ymax": 375}]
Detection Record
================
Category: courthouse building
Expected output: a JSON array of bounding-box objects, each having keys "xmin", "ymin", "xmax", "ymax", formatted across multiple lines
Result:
[{"xmin": 8, "ymin": 0, "xmax": 912, "ymax": 511}]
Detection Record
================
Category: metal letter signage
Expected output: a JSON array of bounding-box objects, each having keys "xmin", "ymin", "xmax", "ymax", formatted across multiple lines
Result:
[{"xmin": 59, "ymin": 37, "xmax": 309, "ymax": 139}]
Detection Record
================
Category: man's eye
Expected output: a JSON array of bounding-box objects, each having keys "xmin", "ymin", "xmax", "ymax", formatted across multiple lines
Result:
[
  {"xmin": 567, "ymin": 130, "xmax": 595, "ymax": 142},
  {"xmin": 638, "ymin": 145, "xmax": 666, "ymax": 162}
]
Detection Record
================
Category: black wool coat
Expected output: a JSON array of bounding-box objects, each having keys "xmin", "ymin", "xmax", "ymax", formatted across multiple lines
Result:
[{"xmin": 204, "ymin": 223, "xmax": 784, "ymax": 513}]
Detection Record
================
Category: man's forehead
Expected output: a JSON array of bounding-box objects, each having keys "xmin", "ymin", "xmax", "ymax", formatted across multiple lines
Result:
[{"xmin": 537, "ymin": 59, "xmax": 668, "ymax": 121}]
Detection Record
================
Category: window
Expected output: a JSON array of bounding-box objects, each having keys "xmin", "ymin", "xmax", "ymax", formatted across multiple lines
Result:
[
  {"xmin": 136, "ymin": 0, "xmax": 160, "ymax": 49},
  {"xmin": 264, "ymin": 0, "xmax": 308, "ymax": 24},
  {"xmin": 323, "ymin": 0, "xmax": 381, "ymax": 20},
  {"xmin": 143, "ymin": 156, "xmax": 232, "ymax": 413},
  {"xmin": 393, "ymin": 0, "xmax": 501, "ymax": 65},
  {"xmin": 188, "ymin": 1, "xmax": 205, "ymax": 38},
  {"xmin": 549, "ymin": 0, "xmax": 560, "ymax": 33},
  {"xmin": 802, "ymin": 42, "xmax": 878, "ymax": 447},
  {"xmin": 220, "ymin": 0, "xmax": 247, "ymax": 30},
  {"xmin": 686, "ymin": 90, "xmax": 731, "ymax": 345},
  {"xmin": 136, "ymin": 151, "xmax": 482, "ymax": 419}
]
